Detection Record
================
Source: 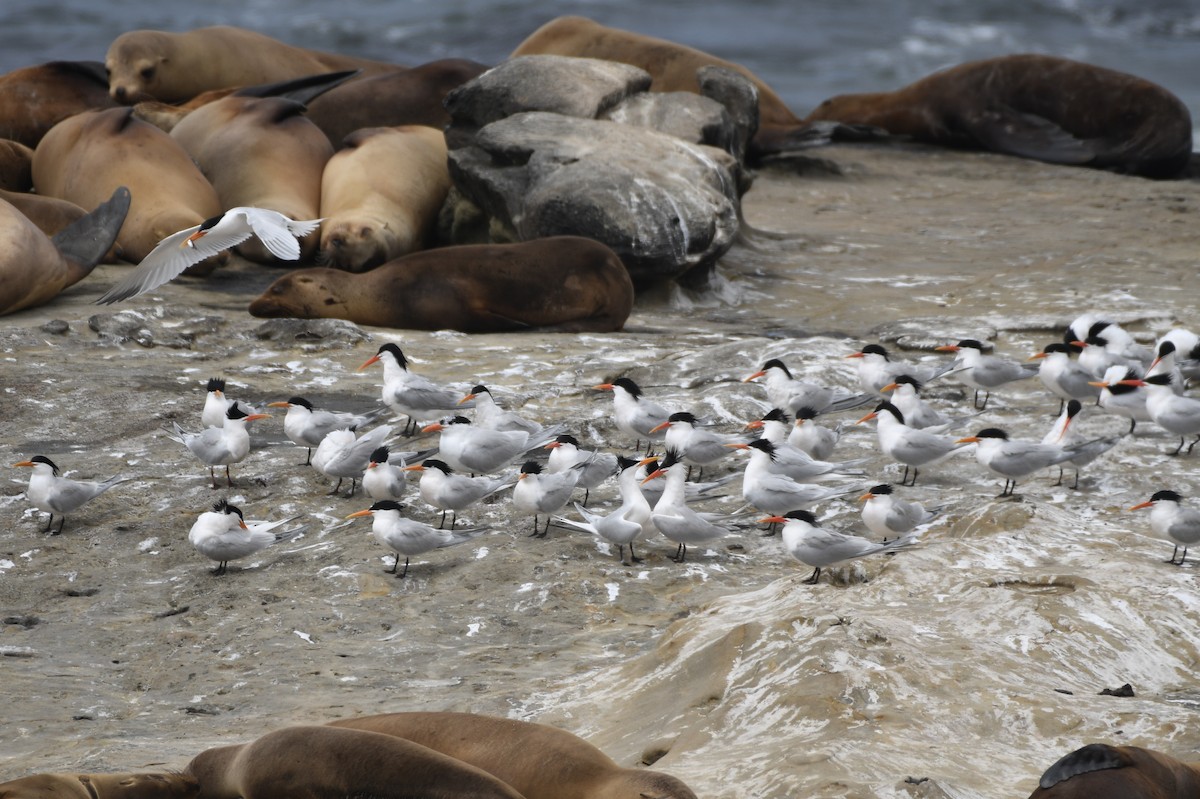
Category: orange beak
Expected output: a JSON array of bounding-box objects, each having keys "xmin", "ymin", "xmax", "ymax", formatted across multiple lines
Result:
[
  {"xmin": 858, "ymin": 492, "xmax": 875, "ymax": 502},
  {"xmin": 593, "ymin": 383, "xmax": 614, "ymax": 391},
  {"xmin": 1128, "ymin": 500, "xmax": 1155, "ymax": 511},
  {"xmin": 758, "ymin": 515, "xmax": 788, "ymax": 524},
  {"xmin": 955, "ymin": 436, "xmax": 980, "ymax": 444},
  {"xmin": 649, "ymin": 421, "xmax": 670, "ymax": 434},
  {"xmin": 743, "ymin": 370, "xmax": 766, "ymax": 383},
  {"xmin": 358, "ymin": 354, "xmax": 381, "ymax": 370},
  {"xmin": 266, "ymin": 401, "xmax": 291, "ymax": 408},
  {"xmin": 934, "ymin": 345, "xmax": 959, "ymax": 353},
  {"xmin": 345, "ymin": 509, "xmax": 374, "ymax": 519},
  {"xmin": 420, "ymin": 422, "xmax": 445, "ymax": 434},
  {"xmin": 640, "ymin": 469, "xmax": 665, "ymax": 484},
  {"xmin": 1027, "ymin": 352, "xmax": 1048, "ymax": 362},
  {"xmin": 12, "ymin": 460, "xmax": 34, "ymax": 468},
  {"xmin": 458, "ymin": 393, "xmax": 476, "ymax": 405},
  {"xmin": 401, "ymin": 464, "xmax": 425, "ymax": 472},
  {"xmin": 744, "ymin": 419, "xmax": 764, "ymax": 430},
  {"xmin": 243, "ymin": 413, "xmax": 270, "ymax": 422},
  {"xmin": 855, "ymin": 411, "xmax": 877, "ymax": 425},
  {"xmin": 879, "ymin": 382, "xmax": 899, "ymax": 393},
  {"xmin": 183, "ymin": 229, "xmax": 207, "ymax": 248}
]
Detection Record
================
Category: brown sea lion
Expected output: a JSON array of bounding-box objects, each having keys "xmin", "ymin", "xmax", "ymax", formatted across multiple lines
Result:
[
  {"xmin": 184, "ymin": 725, "xmax": 525, "ymax": 799},
  {"xmin": 0, "ymin": 771, "xmax": 198, "ymax": 799},
  {"xmin": 0, "ymin": 186, "xmax": 128, "ymax": 316},
  {"xmin": 0, "ymin": 61, "xmax": 118, "ymax": 147},
  {"xmin": 803, "ymin": 54, "xmax": 1194, "ymax": 179},
  {"xmin": 305, "ymin": 58, "xmax": 490, "ymax": 147},
  {"xmin": 32, "ymin": 107, "xmax": 222, "ymax": 264},
  {"xmin": 328, "ymin": 711, "xmax": 699, "ymax": 799},
  {"xmin": 1029, "ymin": 743, "xmax": 1200, "ymax": 798},
  {"xmin": 248, "ymin": 236, "xmax": 635, "ymax": 333},
  {"xmin": 318, "ymin": 125, "xmax": 449, "ymax": 271},
  {"xmin": 170, "ymin": 96, "xmax": 332, "ymax": 262},
  {"xmin": 512, "ymin": 15, "xmax": 812, "ymax": 157},
  {"xmin": 0, "ymin": 139, "xmax": 34, "ymax": 191},
  {"xmin": 105, "ymin": 25, "xmax": 400, "ymax": 104}
]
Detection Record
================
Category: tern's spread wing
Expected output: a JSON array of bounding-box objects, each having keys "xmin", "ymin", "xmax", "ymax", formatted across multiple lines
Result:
[
  {"xmin": 241, "ymin": 208, "xmax": 306, "ymax": 261},
  {"xmin": 95, "ymin": 223, "xmax": 248, "ymax": 304}
]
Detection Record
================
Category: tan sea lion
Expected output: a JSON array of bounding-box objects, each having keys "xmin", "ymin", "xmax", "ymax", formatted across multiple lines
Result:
[
  {"xmin": 105, "ymin": 25, "xmax": 400, "ymax": 104},
  {"xmin": 0, "ymin": 61, "xmax": 118, "ymax": 147},
  {"xmin": 803, "ymin": 54, "xmax": 1194, "ymax": 179},
  {"xmin": 305, "ymin": 58, "xmax": 490, "ymax": 147},
  {"xmin": 170, "ymin": 96, "xmax": 332, "ymax": 262},
  {"xmin": 511, "ymin": 15, "xmax": 811, "ymax": 157},
  {"xmin": 0, "ymin": 186, "xmax": 128, "ymax": 315},
  {"xmin": 0, "ymin": 139, "xmax": 34, "ymax": 191},
  {"xmin": 318, "ymin": 125, "xmax": 449, "ymax": 271},
  {"xmin": 0, "ymin": 771, "xmax": 198, "ymax": 799},
  {"xmin": 328, "ymin": 711, "xmax": 700, "ymax": 799},
  {"xmin": 1029, "ymin": 743, "xmax": 1200, "ymax": 798},
  {"xmin": 248, "ymin": 236, "xmax": 635, "ymax": 333},
  {"xmin": 32, "ymin": 107, "xmax": 222, "ymax": 264},
  {"xmin": 184, "ymin": 725, "xmax": 525, "ymax": 799}
]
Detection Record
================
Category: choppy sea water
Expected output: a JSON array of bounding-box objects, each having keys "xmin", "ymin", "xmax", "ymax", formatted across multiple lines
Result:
[{"xmin": 2, "ymin": 0, "xmax": 1199, "ymax": 131}]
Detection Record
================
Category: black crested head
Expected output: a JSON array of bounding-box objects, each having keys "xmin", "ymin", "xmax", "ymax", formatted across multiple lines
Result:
[
  {"xmin": 377, "ymin": 342, "xmax": 407, "ymax": 369},
  {"xmin": 206, "ymin": 377, "xmax": 226, "ymax": 392},
  {"xmin": 1146, "ymin": 373, "xmax": 1173, "ymax": 386},
  {"xmin": 795, "ymin": 407, "xmax": 819, "ymax": 421},
  {"xmin": 860, "ymin": 344, "xmax": 889, "ymax": 358},
  {"xmin": 226, "ymin": 402, "xmax": 250, "ymax": 420},
  {"xmin": 1158, "ymin": 340, "xmax": 1177, "ymax": 357},
  {"xmin": 616, "ymin": 455, "xmax": 639, "ymax": 471},
  {"xmin": 554, "ymin": 434, "xmax": 580, "ymax": 447},
  {"xmin": 747, "ymin": 438, "xmax": 776, "ymax": 459},
  {"xmin": 30, "ymin": 455, "xmax": 60, "ymax": 475},
  {"xmin": 667, "ymin": 411, "xmax": 698, "ymax": 425},
  {"xmin": 1084, "ymin": 320, "xmax": 1113, "ymax": 344},
  {"xmin": 610, "ymin": 377, "xmax": 641, "ymax": 397},
  {"xmin": 213, "ymin": 499, "xmax": 243, "ymax": 519},
  {"xmin": 287, "ymin": 396, "xmax": 312, "ymax": 409},
  {"xmin": 1041, "ymin": 343, "xmax": 1071, "ymax": 355},
  {"xmin": 660, "ymin": 449, "xmax": 684, "ymax": 469},
  {"xmin": 641, "ymin": 457, "xmax": 660, "ymax": 472},
  {"xmin": 197, "ymin": 213, "xmax": 224, "ymax": 232},
  {"xmin": 874, "ymin": 401, "xmax": 905, "ymax": 424},
  {"xmin": 1150, "ymin": 489, "xmax": 1183, "ymax": 503},
  {"xmin": 423, "ymin": 458, "xmax": 452, "ymax": 474},
  {"xmin": 956, "ymin": 339, "xmax": 984, "ymax": 350},
  {"xmin": 520, "ymin": 460, "xmax": 543, "ymax": 475},
  {"xmin": 868, "ymin": 484, "xmax": 893, "ymax": 495},
  {"xmin": 974, "ymin": 428, "xmax": 1009, "ymax": 440},
  {"xmin": 762, "ymin": 358, "xmax": 792, "ymax": 378},
  {"xmin": 892, "ymin": 374, "xmax": 922, "ymax": 391},
  {"xmin": 782, "ymin": 509, "xmax": 818, "ymax": 525},
  {"xmin": 470, "ymin": 384, "xmax": 490, "ymax": 395},
  {"xmin": 1066, "ymin": 399, "xmax": 1082, "ymax": 417},
  {"xmin": 369, "ymin": 446, "xmax": 389, "ymax": 464},
  {"xmin": 370, "ymin": 500, "xmax": 404, "ymax": 512},
  {"xmin": 762, "ymin": 408, "xmax": 790, "ymax": 424},
  {"xmin": 449, "ymin": 415, "xmax": 472, "ymax": 425}
]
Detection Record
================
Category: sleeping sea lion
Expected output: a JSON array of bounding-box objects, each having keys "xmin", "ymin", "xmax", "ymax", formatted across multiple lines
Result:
[
  {"xmin": 1029, "ymin": 743, "xmax": 1200, "ymax": 798},
  {"xmin": 0, "ymin": 61, "xmax": 118, "ymax": 147}
]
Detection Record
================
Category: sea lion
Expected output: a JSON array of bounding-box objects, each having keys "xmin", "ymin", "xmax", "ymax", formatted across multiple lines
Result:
[
  {"xmin": 105, "ymin": 25, "xmax": 400, "ymax": 104},
  {"xmin": 1029, "ymin": 743, "xmax": 1200, "ymax": 798},
  {"xmin": 0, "ymin": 186, "xmax": 129, "ymax": 316},
  {"xmin": 328, "ymin": 711, "xmax": 700, "ymax": 799},
  {"xmin": 803, "ymin": 54, "xmax": 1194, "ymax": 179},
  {"xmin": 0, "ymin": 771, "xmax": 198, "ymax": 799},
  {"xmin": 511, "ymin": 15, "xmax": 812, "ymax": 158},
  {"xmin": 0, "ymin": 139, "xmax": 34, "ymax": 191},
  {"xmin": 184, "ymin": 725, "xmax": 525, "ymax": 799},
  {"xmin": 0, "ymin": 61, "xmax": 118, "ymax": 147},
  {"xmin": 305, "ymin": 58, "xmax": 490, "ymax": 147},
  {"xmin": 1, "ymin": 189, "xmax": 91, "ymax": 239},
  {"xmin": 248, "ymin": 236, "xmax": 635, "ymax": 333},
  {"xmin": 32, "ymin": 107, "xmax": 222, "ymax": 263},
  {"xmin": 318, "ymin": 125, "xmax": 449, "ymax": 271},
  {"xmin": 170, "ymin": 96, "xmax": 333, "ymax": 262}
]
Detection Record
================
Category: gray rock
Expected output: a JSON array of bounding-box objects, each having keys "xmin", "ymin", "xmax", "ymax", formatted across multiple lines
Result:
[
  {"xmin": 444, "ymin": 55, "xmax": 651, "ymax": 148},
  {"xmin": 86, "ymin": 310, "xmax": 221, "ymax": 349},
  {"xmin": 448, "ymin": 111, "xmax": 741, "ymax": 283},
  {"xmin": 697, "ymin": 65, "xmax": 760, "ymax": 164},
  {"xmin": 252, "ymin": 318, "xmax": 370, "ymax": 348}
]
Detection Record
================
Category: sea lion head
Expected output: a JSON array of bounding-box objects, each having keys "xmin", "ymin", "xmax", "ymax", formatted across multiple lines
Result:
[
  {"xmin": 318, "ymin": 217, "xmax": 397, "ymax": 273},
  {"xmin": 105, "ymin": 31, "xmax": 170, "ymax": 103},
  {"xmin": 249, "ymin": 269, "xmax": 350, "ymax": 319}
]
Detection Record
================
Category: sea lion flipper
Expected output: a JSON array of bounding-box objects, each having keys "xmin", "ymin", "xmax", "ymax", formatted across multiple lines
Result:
[
  {"xmin": 51, "ymin": 186, "xmax": 131, "ymax": 274},
  {"xmin": 233, "ymin": 69, "xmax": 363, "ymax": 105},
  {"xmin": 1037, "ymin": 743, "xmax": 1132, "ymax": 789},
  {"xmin": 967, "ymin": 107, "xmax": 1095, "ymax": 165}
]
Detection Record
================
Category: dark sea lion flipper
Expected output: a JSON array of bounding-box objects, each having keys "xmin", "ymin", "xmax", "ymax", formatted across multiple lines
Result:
[
  {"xmin": 752, "ymin": 121, "xmax": 893, "ymax": 156},
  {"xmin": 51, "ymin": 186, "xmax": 131, "ymax": 274},
  {"xmin": 967, "ymin": 107, "xmax": 1095, "ymax": 165},
  {"xmin": 233, "ymin": 69, "xmax": 363, "ymax": 105},
  {"xmin": 1038, "ymin": 743, "xmax": 1132, "ymax": 789}
]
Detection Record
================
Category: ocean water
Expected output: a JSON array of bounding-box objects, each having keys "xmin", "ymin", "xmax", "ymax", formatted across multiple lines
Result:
[{"xmin": 2, "ymin": 0, "xmax": 1198, "ymax": 128}]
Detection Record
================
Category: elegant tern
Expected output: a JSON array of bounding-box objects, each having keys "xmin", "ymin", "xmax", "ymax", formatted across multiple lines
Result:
[
  {"xmin": 359, "ymin": 343, "xmax": 473, "ymax": 435},
  {"xmin": 167, "ymin": 402, "xmax": 269, "ymax": 488},
  {"xmin": 403, "ymin": 458, "xmax": 515, "ymax": 529},
  {"xmin": 12, "ymin": 455, "xmax": 129, "ymax": 534},
  {"xmin": 1129, "ymin": 489, "xmax": 1200, "ymax": 565},
  {"xmin": 592, "ymin": 377, "xmax": 670, "ymax": 451},
  {"xmin": 346, "ymin": 500, "xmax": 487, "ymax": 578},
  {"xmin": 758, "ymin": 509, "xmax": 918, "ymax": 585},
  {"xmin": 188, "ymin": 499, "xmax": 306, "ymax": 576},
  {"xmin": 935, "ymin": 339, "xmax": 1038, "ymax": 410},
  {"xmin": 268, "ymin": 396, "xmax": 387, "ymax": 465}
]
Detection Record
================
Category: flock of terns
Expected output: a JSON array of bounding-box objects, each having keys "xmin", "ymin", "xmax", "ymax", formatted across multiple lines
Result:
[{"xmin": 11, "ymin": 312, "xmax": 1200, "ymax": 583}]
